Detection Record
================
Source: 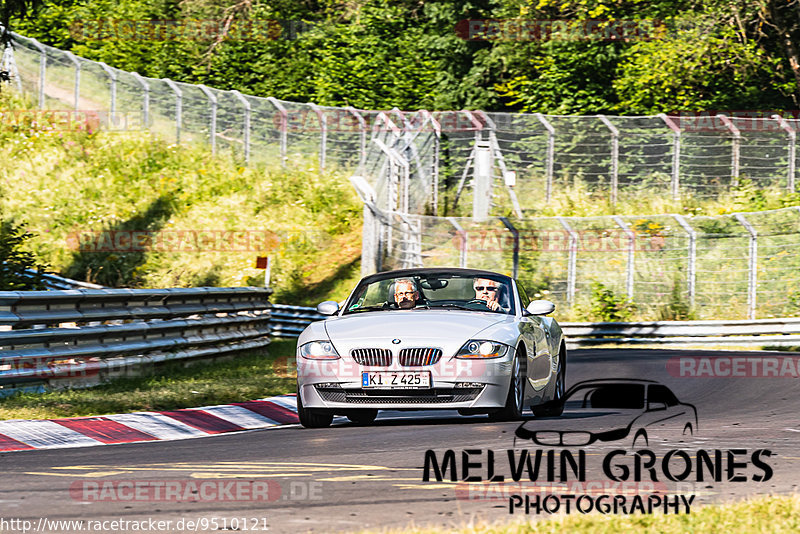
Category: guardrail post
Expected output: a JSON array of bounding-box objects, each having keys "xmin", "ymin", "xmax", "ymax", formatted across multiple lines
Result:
[
  {"xmin": 599, "ymin": 115, "xmax": 620, "ymax": 207},
  {"xmin": 130, "ymin": 72, "xmax": 150, "ymax": 128},
  {"xmin": 266, "ymin": 97, "xmax": 288, "ymax": 166},
  {"xmin": 612, "ymin": 216, "xmax": 635, "ymax": 298},
  {"xmin": 448, "ymin": 217, "xmax": 468, "ymax": 268},
  {"xmin": 773, "ymin": 114, "xmax": 796, "ymax": 192},
  {"xmin": 231, "ymin": 90, "xmax": 251, "ymax": 164},
  {"xmin": 535, "ymin": 113, "xmax": 555, "ymax": 203},
  {"xmin": 672, "ymin": 214, "xmax": 696, "ymax": 309},
  {"xmin": 63, "ymin": 51, "xmax": 81, "ymax": 110},
  {"xmin": 309, "ymin": 103, "xmax": 327, "ymax": 173},
  {"xmin": 197, "ymin": 85, "xmax": 217, "ymax": 155},
  {"xmin": 162, "ymin": 78, "xmax": 182, "ymax": 144},
  {"xmin": 734, "ymin": 213, "xmax": 758, "ymax": 320},
  {"xmin": 98, "ymin": 62, "xmax": 117, "ymax": 114},
  {"xmin": 717, "ymin": 114, "xmax": 741, "ymax": 186},
  {"xmin": 557, "ymin": 217, "xmax": 579, "ymax": 308},
  {"xmin": 499, "ymin": 217, "xmax": 519, "ymax": 279},
  {"xmin": 659, "ymin": 113, "xmax": 682, "ymax": 200},
  {"xmin": 28, "ymin": 38, "xmax": 46, "ymax": 109}
]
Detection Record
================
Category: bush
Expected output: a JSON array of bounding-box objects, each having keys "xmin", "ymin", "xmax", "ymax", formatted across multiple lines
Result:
[
  {"xmin": 590, "ymin": 281, "xmax": 635, "ymax": 322},
  {"xmin": 0, "ymin": 219, "xmax": 48, "ymax": 290}
]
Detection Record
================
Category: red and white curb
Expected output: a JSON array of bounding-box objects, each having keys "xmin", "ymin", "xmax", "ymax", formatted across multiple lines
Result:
[{"xmin": 0, "ymin": 394, "xmax": 299, "ymax": 452}]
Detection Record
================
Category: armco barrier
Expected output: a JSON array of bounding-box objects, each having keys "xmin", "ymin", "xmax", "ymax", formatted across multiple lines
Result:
[
  {"xmin": 0, "ymin": 287, "xmax": 272, "ymax": 392},
  {"xmin": 269, "ymin": 304, "xmax": 800, "ymax": 348}
]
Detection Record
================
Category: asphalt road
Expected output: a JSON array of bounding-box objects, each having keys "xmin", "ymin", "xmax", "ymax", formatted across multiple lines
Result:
[{"xmin": 1, "ymin": 348, "xmax": 799, "ymax": 533}]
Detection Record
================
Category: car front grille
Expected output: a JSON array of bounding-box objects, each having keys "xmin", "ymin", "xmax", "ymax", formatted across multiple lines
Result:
[
  {"xmin": 351, "ymin": 348, "xmax": 392, "ymax": 366},
  {"xmin": 315, "ymin": 386, "xmax": 484, "ymax": 404},
  {"xmin": 398, "ymin": 348, "xmax": 442, "ymax": 366}
]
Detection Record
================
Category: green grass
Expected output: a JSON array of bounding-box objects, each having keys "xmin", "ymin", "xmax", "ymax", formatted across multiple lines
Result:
[
  {"xmin": 361, "ymin": 494, "xmax": 800, "ymax": 534},
  {"xmin": 0, "ymin": 339, "xmax": 298, "ymax": 420}
]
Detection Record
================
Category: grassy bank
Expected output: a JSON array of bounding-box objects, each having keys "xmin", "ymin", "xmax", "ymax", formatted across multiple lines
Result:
[
  {"xmin": 0, "ymin": 340, "xmax": 297, "ymax": 420},
  {"xmin": 365, "ymin": 494, "xmax": 800, "ymax": 534}
]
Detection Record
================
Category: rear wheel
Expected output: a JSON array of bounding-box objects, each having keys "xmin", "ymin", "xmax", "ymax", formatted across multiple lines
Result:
[
  {"xmin": 488, "ymin": 352, "xmax": 524, "ymax": 421},
  {"xmin": 345, "ymin": 409, "xmax": 378, "ymax": 425},
  {"xmin": 532, "ymin": 343, "xmax": 566, "ymax": 417},
  {"xmin": 297, "ymin": 387, "xmax": 333, "ymax": 428}
]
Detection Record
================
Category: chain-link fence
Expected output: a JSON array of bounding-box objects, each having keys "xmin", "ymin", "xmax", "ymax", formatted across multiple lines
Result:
[
  {"xmin": 5, "ymin": 33, "xmax": 800, "ymax": 320},
  {"xmin": 365, "ymin": 205, "xmax": 800, "ymax": 321}
]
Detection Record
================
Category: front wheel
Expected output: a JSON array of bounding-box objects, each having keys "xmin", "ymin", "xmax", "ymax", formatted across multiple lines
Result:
[
  {"xmin": 297, "ymin": 388, "xmax": 333, "ymax": 428},
  {"xmin": 488, "ymin": 354, "xmax": 524, "ymax": 421}
]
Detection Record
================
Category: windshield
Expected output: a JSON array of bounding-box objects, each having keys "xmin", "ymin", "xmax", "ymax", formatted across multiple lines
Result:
[{"xmin": 343, "ymin": 273, "xmax": 515, "ymax": 315}]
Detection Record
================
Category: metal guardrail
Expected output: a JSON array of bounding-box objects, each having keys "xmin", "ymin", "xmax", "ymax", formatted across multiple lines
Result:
[
  {"xmin": 269, "ymin": 304, "xmax": 800, "ymax": 348},
  {"xmin": 0, "ymin": 287, "xmax": 272, "ymax": 391}
]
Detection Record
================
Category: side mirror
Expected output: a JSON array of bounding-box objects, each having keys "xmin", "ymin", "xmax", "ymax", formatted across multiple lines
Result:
[
  {"xmin": 526, "ymin": 300, "xmax": 556, "ymax": 316},
  {"xmin": 316, "ymin": 300, "xmax": 339, "ymax": 316}
]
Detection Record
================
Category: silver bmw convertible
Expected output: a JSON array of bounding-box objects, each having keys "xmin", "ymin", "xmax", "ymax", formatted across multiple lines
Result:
[{"xmin": 295, "ymin": 267, "xmax": 567, "ymax": 428}]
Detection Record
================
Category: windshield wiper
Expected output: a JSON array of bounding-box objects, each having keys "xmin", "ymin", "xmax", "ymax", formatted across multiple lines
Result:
[
  {"xmin": 344, "ymin": 305, "xmax": 388, "ymax": 314},
  {"xmin": 428, "ymin": 303, "xmax": 476, "ymax": 311}
]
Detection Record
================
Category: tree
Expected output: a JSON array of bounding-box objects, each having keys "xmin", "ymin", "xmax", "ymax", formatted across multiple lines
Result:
[
  {"xmin": 2, "ymin": 0, "xmax": 44, "ymax": 46},
  {"xmin": 0, "ymin": 219, "xmax": 47, "ymax": 290}
]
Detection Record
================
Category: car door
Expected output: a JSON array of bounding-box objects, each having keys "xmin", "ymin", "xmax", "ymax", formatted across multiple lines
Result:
[{"xmin": 516, "ymin": 282, "xmax": 551, "ymax": 390}]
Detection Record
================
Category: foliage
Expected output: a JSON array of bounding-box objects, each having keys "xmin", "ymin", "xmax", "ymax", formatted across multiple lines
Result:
[
  {"xmin": 589, "ymin": 281, "xmax": 635, "ymax": 321},
  {"xmin": 8, "ymin": 0, "xmax": 800, "ymax": 112},
  {"xmin": 0, "ymin": 217, "xmax": 47, "ymax": 290}
]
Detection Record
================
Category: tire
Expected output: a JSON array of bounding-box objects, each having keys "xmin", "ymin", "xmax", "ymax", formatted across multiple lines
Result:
[
  {"xmin": 345, "ymin": 409, "xmax": 378, "ymax": 425},
  {"xmin": 297, "ymin": 388, "xmax": 333, "ymax": 428},
  {"xmin": 532, "ymin": 343, "xmax": 566, "ymax": 417},
  {"xmin": 488, "ymin": 352, "xmax": 524, "ymax": 421}
]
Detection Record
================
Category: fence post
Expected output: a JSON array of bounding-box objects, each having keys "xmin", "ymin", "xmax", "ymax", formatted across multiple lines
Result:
[
  {"xmin": 130, "ymin": 72, "xmax": 150, "ymax": 129},
  {"xmin": 29, "ymin": 38, "xmax": 46, "ymax": 109},
  {"xmin": 308, "ymin": 103, "xmax": 327, "ymax": 173},
  {"xmin": 448, "ymin": 218, "xmax": 468, "ymax": 268},
  {"xmin": 162, "ymin": 78, "xmax": 182, "ymax": 144},
  {"xmin": 535, "ymin": 113, "xmax": 555, "ymax": 203},
  {"xmin": 397, "ymin": 213, "xmax": 423, "ymax": 268},
  {"xmin": 421, "ymin": 109, "xmax": 443, "ymax": 216},
  {"xmin": 612, "ymin": 216, "xmax": 635, "ymax": 298},
  {"xmin": 599, "ymin": 115, "xmax": 620, "ymax": 207},
  {"xmin": 347, "ymin": 106, "xmax": 367, "ymax": 171},
  {"xmin": 672, "ymin": 214, "xmax": 696, "ymax": 309},
  {"xmin": 197, "ymin": 85, "xmax": 217, "ymax": 155},
  {"xmin": 659, "ymin": 113, "xmax": 682, "ymax": 200},
  {"xmin": 773, "ymin": 114, "xmax": 796, "ymax": 192},
  {"xmin": 717, "ymin": 114, "xmax": 740, "ymax": 186},
  {"xmin": 499, "ymin": 217, "xmax": 519, "ymax": 279},
  {"xmin": 98, "ymin": 62, "xmax": 117, "ymax": 114},
  {"xmin": 733, "ymin": 213, "xmax": 757, "ymax": 320},
  {"xmin": 266, "ymin": 97, "xmax": 288, "ymax": 166},
  {"xmin": 231, "ymin": 90, "xmax": 251, "ymax": 164},
  {"xmin": 473, "ymin": 140, "xmax": 493, "ymax": 220},
  {"xmin": 479, "ymin": 110, "xmax": 522, "ymax": 218},
  {"xmin": 63, "ymin": 51, "xmax": 81, "ymax": 110},
  {"xmin": 557, "ymin": 217, "xmax": 579, "ymax": 308}
]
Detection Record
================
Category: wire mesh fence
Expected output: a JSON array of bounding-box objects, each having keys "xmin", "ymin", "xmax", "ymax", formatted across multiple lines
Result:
[
  {"xmin": 5, "ymin": 32, "xmax": 800, "ymax": 320},
  {"xmin": 366, "ymin": 205, "xmax": 800, "ymax": 320}
]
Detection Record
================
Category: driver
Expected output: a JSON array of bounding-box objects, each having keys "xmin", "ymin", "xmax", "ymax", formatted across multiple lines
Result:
[
  {"xmin": 473, "ymin": 278, "xmax": 502, "ymax": 311},
  {"xmin": 394, "ymin": 279, "xmax": 420, "ymax": 309}
]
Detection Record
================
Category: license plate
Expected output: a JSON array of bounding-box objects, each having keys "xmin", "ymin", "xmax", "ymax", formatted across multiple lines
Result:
[{"xmin": 362, "ymin": 371, "xmax": 431, "ymax": 389}]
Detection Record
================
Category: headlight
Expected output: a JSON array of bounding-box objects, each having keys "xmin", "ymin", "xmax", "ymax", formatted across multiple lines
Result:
[
  {"xmin": 299, "ymin": 340, "xmax": 340, "ymax": 360},
  {"xmin": 455, "ymin": 340, "xmax": 510, "ymax": 359}
]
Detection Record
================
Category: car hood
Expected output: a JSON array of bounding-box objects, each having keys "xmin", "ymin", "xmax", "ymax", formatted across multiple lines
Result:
[{"xmin": 323, "ymin": 310, "xmax": 510, "ymax": 356}]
